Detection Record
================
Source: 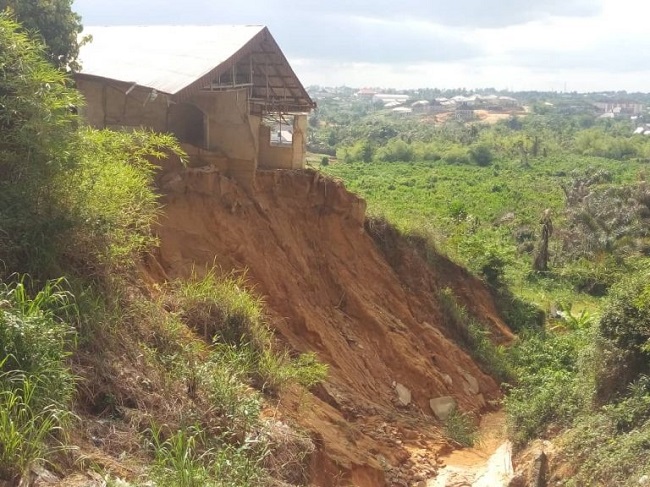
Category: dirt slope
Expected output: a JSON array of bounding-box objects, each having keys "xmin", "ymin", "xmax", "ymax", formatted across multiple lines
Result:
[{"xmin": 152, "ymin": 167, "xmax": 513, "ymax": 485}]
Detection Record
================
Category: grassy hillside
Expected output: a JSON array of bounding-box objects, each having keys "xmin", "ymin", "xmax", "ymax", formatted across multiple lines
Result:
[{"xmin": 323, "ymin": 154, "xmax": 648, "ymax": 300}]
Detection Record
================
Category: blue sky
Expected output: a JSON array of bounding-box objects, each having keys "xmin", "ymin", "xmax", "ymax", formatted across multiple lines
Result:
[{"xmin": 73, "ymin": 0, "xmax": 650, "ymax": 92}]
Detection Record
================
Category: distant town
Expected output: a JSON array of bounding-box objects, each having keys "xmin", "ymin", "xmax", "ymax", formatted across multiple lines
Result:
[{"xmin": 307, "ymin": 86, "xmax": 650, "ymax": 133}]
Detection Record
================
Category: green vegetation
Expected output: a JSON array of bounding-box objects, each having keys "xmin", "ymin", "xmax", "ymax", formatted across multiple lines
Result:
[
  {"xmin": 5, "ymin": 0, "xmax": 650, "ymax": 482},
  {"xmin": 0, "ymin": 0, "xmax": 86, "ymax": 70},
  {"xmin": 0, "ymin": 12, "xmax": 326, "ymax": 486},
  {"xmin": 437, "ymin": 287, "xmax": 511, "ymax": 382},
  {"xmin": 444, "ymin": 409, "xmax": 479, "ymax": 448},
  {"xmin": 146, "ymin": 424, "xmax": 265, "ymax": 487},
  {"xmin": 0, "ymin": 279, "xmax": 75, "ymax": 481},
  {"xmin": 314, "ymin": 88, "xmax": 650, "ymax": 483},
  {"xmin": 169, "ymin": 269, "xmax": 328, "ymax": 394}
]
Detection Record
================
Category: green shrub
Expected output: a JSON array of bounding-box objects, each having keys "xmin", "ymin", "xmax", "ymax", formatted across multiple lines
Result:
[
  {"xmin": 493, "ymin": 290, "xmax": 545, "ymax": 333},
  {"xmin": 564, "ymin": 378, "xmax": 650, "ymax": 485},
  {"xmin": 0, "ymin": 372, "xmax": 73, "ymax": 482},
  {"xmin": 469, "ymin": 143, "xmax": 494, "ymax": 167},
  {"xmin": 504, "ymin": 328, "xmax": 588, "ymax": 445},
  {"xmin": 594, "ymin": 272, "xmax": 650, "ymax": 401},
  {"xmin": 458, "ymin": 237, "xmax": 510, "ymax": 289},
  {"xmin": 0, "ymin": 14, "xmax": 182, "ymax": 280},
  {"xmin": 170, "ymin": 268, "xmax": 328, "ymax": 394},
  {"xmin": 437, "ymin": 288, "xmax": 512, "ymax": 381},
  {"xmin": 200, "ymin": 345, "xmax": 263, "ymax": 435},
  {"xmin": 375, "ymin": 138, "xmax": 415, "ymax": 162},
  {"xmin": 146, "ymin": 424, "xmax": 265, "ymax": 487},
  {"xmin": 0, "ymin": 277, "xmax": 76, "ymax": 482},
  {"xmin": 59, "ymin": 129, "xmax": 181, "ymax": 275},
  {"xmin": 444, "ymin": 409, "xmax": 479, "ymax": 447},
  {"xmin": 599, "ymin": 273, "xmax": 650, "ymax": 353},
  {"xmin": 0, "ymin": 277, "xmax": 76, "ymax": 406},
  {"xmin": 173, "ymin": 269, "xmax": 265, "ymax": 347},
  {"xmin": 442, "ymin": 146, "xmax": 470, "ymax": 165},
  {"xmin": 0, "ymin": 14, "xmax": 79, "ymax": 277}
]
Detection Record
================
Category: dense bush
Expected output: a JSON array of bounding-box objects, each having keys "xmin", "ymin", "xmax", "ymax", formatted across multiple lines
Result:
[
  {"xmin": 0, "ymin": 278, "xmax": 76, "ymax": 481},
  {"xmin": 375, "ymin": 138, "xmax": 415, "ymax": 162},
  {"xmin": 599, "ymin": 273, "xmax": 650, "ymax": 352},
  {"xmin": 594, "ymin": 273, "xmax": 650, "ymax": 401},
  {"xmin": 504, "ymin": 328, "xmax": 589, "ymax": 445},
  {"xmin": 442, "ymin": 146, "xmax": 470, "ymax": 165},
  {"xmin": 0, "ymin": 14, "xmax": 182, "ymax": 279},
  {"xmin": 468, "ymin": 143, "xmax": 494, "ymax": 166}
]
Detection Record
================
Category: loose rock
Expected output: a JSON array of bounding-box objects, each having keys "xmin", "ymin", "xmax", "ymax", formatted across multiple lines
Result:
[
  {"xmin": 395, "ymin": 382, "xmax": 412, "ymax": 406},
  {"xmin": 430, "ymin": 396, "xmax": 457, "ymax": 421}
]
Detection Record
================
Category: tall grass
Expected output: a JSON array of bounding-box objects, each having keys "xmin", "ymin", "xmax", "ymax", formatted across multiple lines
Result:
[
  {"xmin": 437, "ymin": 287, "xmax": 512, "ymax": 382},
  {"xmin": 123, "ymin": 269, "xmax": 329, "ymax": 484},
  {"xmin": 170, "ymin": 268, "xmax": 328, "ymax": 394},
  {"xmin": 444, "ymin": 409, "xmax": 479, "ymax": 448},
  {"xmin": 0, "ymin": 277, "xmax": 77, "ymax": 481},
  {"xmin": 0, "ymin": 371, "xmax": 73, "ymax": 481},
  {"xmin": 0, "ymin": 277, "xmax": 76, "ymax": 406},
  {"xmin": 146, "ymin": 424, "xmax": 266, "ymax": 487}
]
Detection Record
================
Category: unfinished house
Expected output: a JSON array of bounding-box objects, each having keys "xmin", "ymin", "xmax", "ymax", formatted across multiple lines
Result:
[{"xmin": 75, "ymin": 26, "xmax": 315, "ymax": 187}]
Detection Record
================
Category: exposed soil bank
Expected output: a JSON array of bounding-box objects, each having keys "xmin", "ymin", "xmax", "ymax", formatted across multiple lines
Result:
[{"xmin": 150, "ymin": 168, "xmax": 513, "ymax": 485}]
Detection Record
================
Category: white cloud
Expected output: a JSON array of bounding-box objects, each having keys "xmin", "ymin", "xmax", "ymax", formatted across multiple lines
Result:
[{"xmin": 73, "ymin": 0, "xmax": 650, "ymax": 92}]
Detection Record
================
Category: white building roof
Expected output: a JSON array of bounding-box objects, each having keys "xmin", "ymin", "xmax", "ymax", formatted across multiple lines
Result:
[
  {"xmin": 79, "ymin": 26, "xmax": 265, "ymax": 95},
  {"xmin": 77, "ymin": 25, "xmax": 315, "ymax": 112},
  {"xmin": 373, "ymin": 93, "xmax": 410, "ymax": 100}
]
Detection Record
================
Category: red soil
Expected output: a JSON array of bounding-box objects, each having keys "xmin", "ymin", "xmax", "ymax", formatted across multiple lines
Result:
[{"xmin": 151, "ymin": 168, "xmax": 513, "ymax": 485}]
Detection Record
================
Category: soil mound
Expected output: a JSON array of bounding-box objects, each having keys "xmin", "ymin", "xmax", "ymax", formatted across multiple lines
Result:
[{"xmin": 151, "ymin": 168, "xmax": 513, "ymax": 485}]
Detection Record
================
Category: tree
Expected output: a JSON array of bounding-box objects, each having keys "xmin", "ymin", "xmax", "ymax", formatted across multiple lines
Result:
[
  {"xmin": 533, "ymin": 209, "xmax": 553, "ymax": 272},
  {"xmin": 468, "ymin": 143, "xmax": 494, "ymax": 167},
  {"xmin": 0, "ymin": 0, "xmax": 86, "ymax": 70}
]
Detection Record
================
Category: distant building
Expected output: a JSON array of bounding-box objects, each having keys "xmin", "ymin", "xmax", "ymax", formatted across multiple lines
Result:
[
  {"xmin": 411, "ymin": 100, "xmax": 430, "ymax": 112},
  {"xmin": 455, "ymin": 103, "xmax": 475, "ymax": 121},
  {"xmin": 373, "ymin": 93, "xmax": 410, "ymax": 104},
  {"xmin": 391, "ymin": 106, "xmax": 412, "ymax": 116},
  {"xmin": 594, "ymin": 101, "xmax": 644, "ymax": 115},
  {"xmin": 356, "ymin": 88, "xmax": 377, "ymax": 99},
  {"xmin": 497, "ymin": 96, "xmax": 518, "ymax": 108}
]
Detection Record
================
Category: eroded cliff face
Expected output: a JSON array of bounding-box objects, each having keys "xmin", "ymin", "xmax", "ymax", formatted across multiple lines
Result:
[{"xmin": 150, "ymin": 168, "xmax": 513, "ymax": 485}]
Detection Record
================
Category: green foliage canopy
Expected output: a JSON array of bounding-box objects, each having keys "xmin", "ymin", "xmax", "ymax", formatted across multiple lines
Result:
[
  {"xmin": 0, "ymin": 13, "xmax": 182, "ymax": 279},
  {"xmin": 0, "ymin": 0, "xmax": 85, "ymax": 70}
]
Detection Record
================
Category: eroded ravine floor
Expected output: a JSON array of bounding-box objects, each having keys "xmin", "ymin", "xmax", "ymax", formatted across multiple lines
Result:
[{"xmin": 429, "ymin": 411, "xmax": 514, "ymax": 486}]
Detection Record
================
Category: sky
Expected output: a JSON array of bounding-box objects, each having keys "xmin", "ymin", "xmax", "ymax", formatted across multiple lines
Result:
[{"xmin": 73, "ymin": 0, "xmax": 650, "ymax": 92}]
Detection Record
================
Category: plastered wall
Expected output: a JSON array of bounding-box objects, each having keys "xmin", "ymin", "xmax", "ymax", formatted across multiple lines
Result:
[
  {"xmin": 76, "ymin": 78, "xmax": 169, "ymax": 131},
  {"xmin": 258, "ymin": 115, "xmax": 307, "ymax": 170},
  {"xmin": 188, "ymin": 89, "xmax": 259, "ymax": 165},
  {"xmin": 258, "ymin": 124, "xmax": 294, "ymax": 169}
]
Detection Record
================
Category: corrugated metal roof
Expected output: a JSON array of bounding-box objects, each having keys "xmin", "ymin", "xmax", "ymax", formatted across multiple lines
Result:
[{"xmin": 79, "ymin": 25, "xmax": 265, "ymax": 94}]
